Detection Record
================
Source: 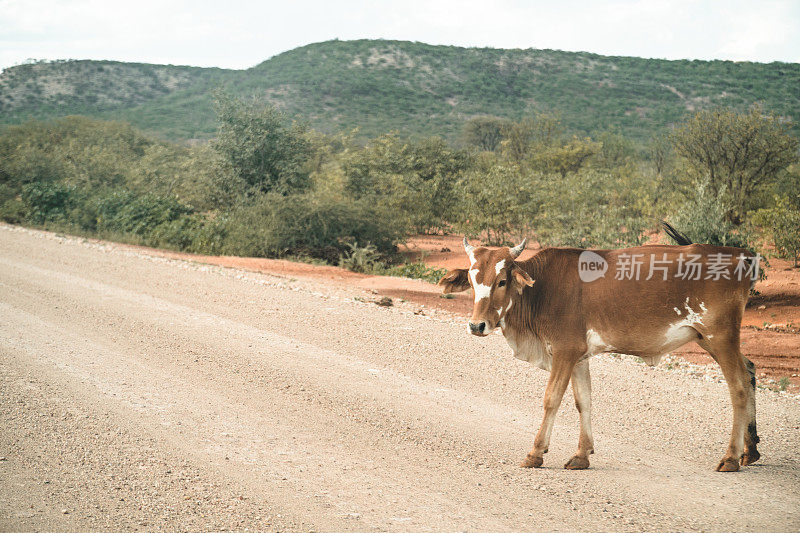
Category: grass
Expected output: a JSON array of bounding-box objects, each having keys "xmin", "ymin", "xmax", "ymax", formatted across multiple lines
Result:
[{"xmin": 384, "ymin": 261, "xmax": 447, "ymax": 283}]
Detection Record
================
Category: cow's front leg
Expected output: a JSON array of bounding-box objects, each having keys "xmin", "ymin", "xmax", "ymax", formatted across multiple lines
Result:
[
  {"xmin": 564, "ymin": 359, "xmax": 593, "ymax": 470},
  {"xmin": 521, "ymin": 355, "xmax": 575, "ymax": 468}
]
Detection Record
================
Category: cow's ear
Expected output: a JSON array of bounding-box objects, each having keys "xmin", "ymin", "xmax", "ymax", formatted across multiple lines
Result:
[
  {"xmin": 439, "ymin": 268, "xmax": 470, "ymax": 294},
  {"xmin": 512, "ymin": 264, "xmax": 534, "ymax": 292}
]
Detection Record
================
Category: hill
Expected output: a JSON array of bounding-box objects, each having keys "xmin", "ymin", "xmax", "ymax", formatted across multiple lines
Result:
[{"xmin": 1, "ymin": 39, "xmax": 798, "ymax": 142}]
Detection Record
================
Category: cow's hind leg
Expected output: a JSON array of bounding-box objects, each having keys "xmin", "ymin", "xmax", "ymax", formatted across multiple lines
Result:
[
  {"xmin": 741, "ymin": 357, "xmax": 760, "ymax": 465},
  {"xmin": 698, "ymin": 334, "xmax": 752, "ymax": 472},
  {"xmin": 521, "ymin": 354, "xmax": 575, "ymax": 468},
  {"xmin": 564, "ymin": 359, "xmax": 593, "ymax": 470}
]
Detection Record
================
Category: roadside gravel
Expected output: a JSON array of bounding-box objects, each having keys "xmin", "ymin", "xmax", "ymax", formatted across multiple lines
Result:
[{"xmin": 1, "ymin": 224, "xmax": 798, "ymax": 531}]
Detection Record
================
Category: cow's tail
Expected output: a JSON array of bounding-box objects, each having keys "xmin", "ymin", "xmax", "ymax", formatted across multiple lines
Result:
[{"xmin": 661, "ymin": 221, "xmax": 693, "ymax": 246}]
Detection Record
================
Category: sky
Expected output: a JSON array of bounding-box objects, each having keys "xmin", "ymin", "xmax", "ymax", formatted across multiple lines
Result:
[{"xmin": 1, "ymin": 0, "xmax": 799, "ymax": 72}]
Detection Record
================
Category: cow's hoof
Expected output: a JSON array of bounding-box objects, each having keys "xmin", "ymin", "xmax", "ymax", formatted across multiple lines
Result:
[
  {"xmin": 564, "ymin": 455, "xmax": 590, "ymax": 470},
  {"xmin": 520, "ymin": 454, "xmax": 543, "ymax": 468},
  {"xmin": 716, "ymin": 457, "xmax": 740, "ymax": 472},
  {"xmin": 741, "ymin": 449, "xmax": 761, "ymax": 466}
]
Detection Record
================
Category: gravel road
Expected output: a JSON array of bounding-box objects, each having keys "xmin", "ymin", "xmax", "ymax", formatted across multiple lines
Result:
[{"xmin": 1, "ymin": 224, "xmax": 799, "ymax": 532}]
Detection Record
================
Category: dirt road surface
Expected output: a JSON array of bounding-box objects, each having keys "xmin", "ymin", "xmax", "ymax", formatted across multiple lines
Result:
[{"xmin": 2, "ymin": 224, "xmax": 799, "ymax": 532}]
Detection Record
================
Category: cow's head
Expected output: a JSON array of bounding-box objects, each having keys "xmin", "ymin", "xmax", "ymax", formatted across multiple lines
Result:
[{"xmin": 439, "ymin": 237, "xmax": 534, "ymax": 336}]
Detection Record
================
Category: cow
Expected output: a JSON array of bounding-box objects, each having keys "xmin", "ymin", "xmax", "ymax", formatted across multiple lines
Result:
[{"xmin": 438, "ymin": 227, "xmax": 760, "ymax": 472}]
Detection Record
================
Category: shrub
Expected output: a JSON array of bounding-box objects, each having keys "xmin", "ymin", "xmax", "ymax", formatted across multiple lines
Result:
[
  {"xmin": 338, "ymin": 242, "xmax": 384, "ymax": 273},
  {"xmin": 0, "ymin": 183, "xmax": 25, "ymax": 223},
  {"xmin": 95, "ymin": 191, "xmax": 194, "ymax": 237},
  {"xmin": 455, "ymin": 159, "xmax": 535, "ymax": 245},
  {"xmin": 146, "ymin": 214, "xmax": 208, "ymax": 252},
  {"xmin": 669, "ymin": 179, "xmax": 754, "ymax": 250},
  {"xmin": 220, "ymin": 191, "xmax": 405, "ymax": 261},
  {"xmin": 533, "ymin": 168, "xmax": 651, "ymax": 249},
  {"xmin": 342, "ymin": 135, "xmax": 471, "ymax": 234},
  {"xmin": 461, "ymin": 116, "xmax": 512, "ymax": 151},
  {"xmin": 750, "ymin": 196, "xmax": 800, "ymax": 266},
  {"xmin": 21, "ymin": 182, "xmax": 75, "ymax": 224},
  {"xmin": 537, "ymin": 207, "xmax": 649, "ymax": 249},
  {"xmin": 212, "ymin": 92, "xmax": 311, "ymax": 195},
  {"xmin": 385, "ymin": 261, "xmax": 447, "ymax": 283}
]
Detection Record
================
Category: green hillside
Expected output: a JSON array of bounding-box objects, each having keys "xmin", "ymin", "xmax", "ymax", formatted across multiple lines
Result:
[{"xmin": 2, "ymin": 39, "xmax": 798, "ymax": 142}]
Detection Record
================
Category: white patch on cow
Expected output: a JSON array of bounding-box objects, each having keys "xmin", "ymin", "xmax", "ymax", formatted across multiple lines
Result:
[
  {"xmin": 496, "ymin": 296, "xmax": 514, "ymax": 319},
  {"xmin": 674, "ymin": 307, "xmax": 681, "ymax": 315},
  {"xmin": 468, "ymin": 268, "xmax": 491, "ymax": 302},
  {"xmin": 467, "ymin": 249, "xmax": 476, "ymax": 267},
  {"xmin": 504, "ymin": 330, "xmax": 553, "ymax": 371},
  {"xmin": 664, "ymin": 298, "xmax": 706, "ymax": 344},
  {"xmin": 585, "ymin": 329, "xmax": 613, "ymax": 356},
  {"xmin": 499, "ymin": 317, "xmax": 505, "ymax": 329},
  {"xmin": 495, "ymin": 259, "xmax": 506, "ymax": 274}
]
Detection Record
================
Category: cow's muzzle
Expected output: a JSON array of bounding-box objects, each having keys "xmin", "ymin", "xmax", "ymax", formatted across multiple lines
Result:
[{"xmin": 468, "ymin": 321, "xmax": 488, "ymax": 336}]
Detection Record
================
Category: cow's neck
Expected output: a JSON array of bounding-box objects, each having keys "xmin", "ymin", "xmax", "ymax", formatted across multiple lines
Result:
[
  {"xmin": 499, "ymin": 256, "xmax": 557, "ymax": 370},
  {"xmin": 503, "ymin": 256, "xmax": 544, "ymax": 334}
]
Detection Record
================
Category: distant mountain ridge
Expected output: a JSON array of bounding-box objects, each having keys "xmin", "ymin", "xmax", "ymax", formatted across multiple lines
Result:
[{"xmin": 2, "ymin": 39, "xmax": 798, "ymax": 142}]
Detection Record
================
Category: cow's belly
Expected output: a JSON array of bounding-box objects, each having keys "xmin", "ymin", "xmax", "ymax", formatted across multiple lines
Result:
[
  {"xmin": 504, "ymin": 324, "xmax": 700, "ymax": 371},
  {"xmin": 607, "ymin": 325, "xmax": 700, "ymax": 366}
]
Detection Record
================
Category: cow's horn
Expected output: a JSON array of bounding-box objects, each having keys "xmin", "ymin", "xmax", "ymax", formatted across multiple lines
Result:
[
  {"xmin": 463, "ymin": 236, "xmax": 474, "ymax": 253},
  {"xmin": 509, "ymin": 238, "xmax": 527, "ymax": 258}
]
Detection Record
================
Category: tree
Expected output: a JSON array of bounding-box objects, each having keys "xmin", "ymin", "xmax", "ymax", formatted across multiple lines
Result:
[
  {"xmin": 341, "ymin": 135, "xmax": 471, "ymax": 233},
  {"xmin": 670, "ymin": 178, "xmax": 753, "ymax": 249},
  {"xmin": 461, "ymin": 116, "xmax": 511, "ymax": 151},
  {"xmin": 529, "ymin": 137, "xmax": 601, "ymax": 178},
  {"xmin": 649, "ymin": 133, "xmax": 673, "ymax": 181},
  {"xmin": 455, "ymin": 155, "xmax": 537, "ymax": 245},
  {"xmin": 594, "ymin": 131, "xmax": 637, "ymax": 169},
  {"xmin": 212, "ymin": 92, "xmax": 311, "ymax": 195},
  {"xmin": 671, "ymin": 105, "xmax": 799, "ymax": 224},
  {"xmin": 533, "ymin": 168, "xmax": 650, "ymax": 249},
  {"xmin": 499, "ymin": 113, "xmax": 563, "ymax": 162}
]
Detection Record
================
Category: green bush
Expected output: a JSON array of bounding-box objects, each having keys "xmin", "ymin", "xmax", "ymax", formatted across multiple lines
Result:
[
  {"xmin": 342, "ymin": 135, "xmax": 471, "ymax": 233},
  {"xmin": 94, "ymin": 191, "xmax": 194, "ymax": 237},
  {"xmin": 212, "ymin": 92, "xmax": 311, "ymax": 195},
  {"xmin": 0, "ymin": 183, "xmax": 25, "ymax": 223},
  {"xmin": 670, "ymin": 105, "xmax": 798, "ymax": 224},
  {"xmin": 220, "ymin": 191, "xmax": 405, "ymax": 261},
  {"xmin": 385, "ymin": 261, "xmax": 447, "ymax": 283},
  {"xmin": 455, "ymin": 158, "xmax": 535, "ymax": 245},
  {"xmin": 338, "ymin": 242, "xmax": 384, "ymax": 273},
  {"xmin": 750, "ymin": 196, "xmax": 800, "ymax": 266},
  {"xmin": 21, "ymin": 182, "xmax": 75, "ymax": 224},
  {"xmin": 669, "ymin": 179, "xmax": 753, "ymax": 249},
  {"xmin": 146, "ymin": 214, "xmax": 209, "ymax": 252},
  {"xmin": 466, "ymin": 164, "xmax": 653, "ymax": 249}
]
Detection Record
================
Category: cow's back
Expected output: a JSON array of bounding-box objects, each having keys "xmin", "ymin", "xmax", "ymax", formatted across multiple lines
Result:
[{"xmin": 519, "ymin": 244, "xmax": 753, "ymax": 357}]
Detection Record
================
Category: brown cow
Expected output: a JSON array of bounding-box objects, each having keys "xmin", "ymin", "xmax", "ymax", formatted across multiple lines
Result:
[{"xmin": 439, "ymin": 235, "xmax": 760, "ymax": 472}]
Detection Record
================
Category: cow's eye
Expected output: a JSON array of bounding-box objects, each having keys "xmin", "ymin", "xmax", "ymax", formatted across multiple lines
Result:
[{"xmin": 498, "ymin": 279, "xmax": 506, "ymax": 288}]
